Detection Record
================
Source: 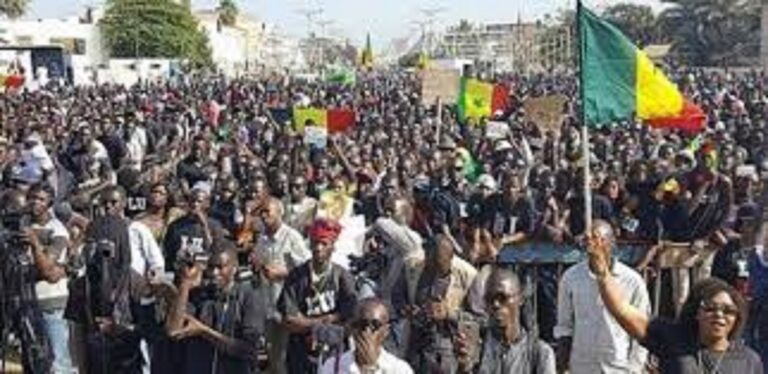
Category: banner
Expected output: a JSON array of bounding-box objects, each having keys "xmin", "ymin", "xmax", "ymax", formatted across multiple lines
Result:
[
  {"xmin": 523, "ymin": 95, "xmax": 568, "ymax": 135},
  {"xmin": 421, "ymin": 68, "xmax": 461, "ymax": 105}
]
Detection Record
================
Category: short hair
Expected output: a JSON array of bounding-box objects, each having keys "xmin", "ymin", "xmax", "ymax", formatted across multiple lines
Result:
[
  {"xmin": 487, "ymin": 267, "xmax": 522, "ymax": 293},
  {"xmin": 355, "ymin": 297, "xmax": 390, "ymax": 321},
  {"xmin": 593, "ymin": 219, "xmax": 616, "ymax": 244},
  {"xmin": 100, "ymin": 185, "xmax": 126, "ymax": 200},
  {"xmin": 265, "ymin": 197, "xmax": 284, "ymax": 217},
  {"xmin": 28, "ymin": 182, "xmax": 55, "ymax": 200}
]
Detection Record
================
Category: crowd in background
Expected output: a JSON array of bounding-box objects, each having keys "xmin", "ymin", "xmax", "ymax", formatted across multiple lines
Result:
[{"xmin": 0, "ymin": 67, "xmax": 766, "ymax": 374}]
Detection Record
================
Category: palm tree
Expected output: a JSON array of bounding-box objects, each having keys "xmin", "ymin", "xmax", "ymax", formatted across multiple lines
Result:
[
  {"xmin": 657, "ymin": 0, "xmax": 760, "ymax": 65},
  {"xmin": 218, "ymin": 0, "xmax": 238, "ymax": 27},
  {"xmin": 0, "ymin": 0, "xmax": 29, "ymax": 20}
]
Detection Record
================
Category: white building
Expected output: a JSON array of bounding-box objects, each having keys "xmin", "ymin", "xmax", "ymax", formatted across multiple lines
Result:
[{"xmin": 0, "ymin": 8, "xmax": 106, "ymax": 85}]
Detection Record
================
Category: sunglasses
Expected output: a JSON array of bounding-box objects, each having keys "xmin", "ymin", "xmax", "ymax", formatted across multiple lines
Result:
[
  {"xmin": 700, "ymin": 302, "xmax": 739, "ymax": 317},
  {"xmin": 352, "ymin": 318, "xmax": 388, "ymax": 332}
]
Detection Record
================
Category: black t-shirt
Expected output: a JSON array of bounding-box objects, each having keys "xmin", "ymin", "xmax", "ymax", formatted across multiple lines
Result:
[
  {"xmin": 177, "ymin": 157, "xmax": 211, "ymax": 188},
  {"xmin": 162, "ymin": 215, "xmax": 226, "ymax": 271},
  {"xmin": 277, "ymin": 263, "xmax": 357, "ymax": 374},
  {"xmin": 642, "ymin": 319, "xmax": 764, "ymax": 374},
  {"xmin": 489, "ymin": 195, "xmax": 537, "ymax": 239},
  {"xmin": 180, "ymin": 282, "xmax": 265, "ymax": 374}
]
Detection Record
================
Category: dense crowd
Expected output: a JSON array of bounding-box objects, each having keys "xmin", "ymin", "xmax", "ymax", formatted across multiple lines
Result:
[{"xmin": 0, "ymin": 67, "xmax": 766, "ymax": 374}]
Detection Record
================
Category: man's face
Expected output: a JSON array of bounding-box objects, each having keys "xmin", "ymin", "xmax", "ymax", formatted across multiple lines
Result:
[
  {"xmin": 209, "ymin": 251, "xmax": 237, "ymax": 290},
  {"xmin": 102, "ymin": 190, "xmax": 125, "ymax": 217},
  {"xmin": 290, "ymin": 177, "xmax": 307, "ymax": 201},
  {"xmin": 311, "ymin": 238, "xmax": 335, "ymax": 269},
  {"xmin": 260, "ymin": 203, "xmax": 282, "ymax": 230},
  {"xmin": 484, "ymin": 277, "xmax": 521, "ymax": 330},
  {"xmin": 188, "ymin": 191, "xmax": 210, "ymax": 214},
  {"xmin": 28, "ymin": 190, "xmax": 50, "ymax": 218},
  {"xmin": 149, "ymin": 185, "xmax": 169, "ymax": 208},
  {"xmin": 352, "ymin": 304, "xmax": 389, "ymax": 351}
]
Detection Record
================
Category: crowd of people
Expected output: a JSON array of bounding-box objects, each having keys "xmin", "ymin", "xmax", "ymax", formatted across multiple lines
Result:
[{"xmin": 0, "ymin": 67, "xmax": 766, "ymax": 374}]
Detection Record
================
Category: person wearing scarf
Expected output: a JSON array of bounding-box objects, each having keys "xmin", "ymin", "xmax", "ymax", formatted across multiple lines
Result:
[{"xmin": 277, "ymin": 218, "xmax": 358, "ymax": 374}]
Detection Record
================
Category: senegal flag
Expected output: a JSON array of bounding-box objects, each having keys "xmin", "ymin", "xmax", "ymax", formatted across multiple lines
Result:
[
  {"xmin": 293, "ymin": 107, "xmax": 356, "ymax": 134},
  {"xmin": 580, "ymin": 4, "xmax": 705, "ymax": 132},
  {"xmin": 457, "ymin": 78, "xmax": 509, "ymax": 123}
]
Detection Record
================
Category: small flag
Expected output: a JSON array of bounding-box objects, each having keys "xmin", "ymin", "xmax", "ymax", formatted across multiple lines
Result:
[
  {"xmin": 361, "ymin": 33, "xmax": 374, "ymax": 67},
  {"xmin": 2, "ymin": 74, "xmax": 24, "ymax": 89},
  {"xmin": 293, "ymin": 107, "xmax": 356, "ymax": 134},
  {"xmin": 327, "ymin": 67, "xmax": 356, "ymax": 85},
  {"xmin": 579, "ymin": 4, "xmax": 705, "ymax": 132},
  {"xmin": 457, "ymin": 77, "xmax": 509, "ymax": 123},
  {"xmin": 417, "ymin": 52, "xmax": 430, "ymax": 70}
]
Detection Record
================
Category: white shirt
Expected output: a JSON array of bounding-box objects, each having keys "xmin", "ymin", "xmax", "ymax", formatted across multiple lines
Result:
[
  {"xmin": 129, "ymin": 221, "xmax": 165, "ymax": 276},
  {"xmin": 20, "ymin": 143, "xmax": 55, "ymax": 182},
  {"xmin": 33, "ymin": 216, "xmax": 71, "ymax": 308},
  {"xmin": 319, "ymin": 348, "xmax": 414, "ymax": 374},
  {"xmin": 555, "ymin": 261, "xmax": 650, "ymax": 374}
]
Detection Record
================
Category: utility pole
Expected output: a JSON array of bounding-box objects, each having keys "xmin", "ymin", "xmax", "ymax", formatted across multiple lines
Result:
[
  {"xmin": 419, "ymin": 6, "xmax": 446, "ymax": 57},
  {"xmin": 317, "ymin": 19, "xmax": 334, "ymax": 68},
  {"xmin": 296, "ymin": 6, "xmax": 323, "ymax": 69},
  {"xmin": 762, "ymin": 0, "xmax": 768, "ymax": 71}
]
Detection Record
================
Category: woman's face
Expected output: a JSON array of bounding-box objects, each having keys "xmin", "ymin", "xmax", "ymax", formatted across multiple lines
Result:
[
  {"xmin": 149, "ymin": 185, "xmax": 169, "ymax": 208},
  {"xmin": 697, "ymin": 291, "xmax": 739, "ymax": 343},
  {"xmin": 606, "ymin": 180, "xmax": 620, "ymax": 200}
]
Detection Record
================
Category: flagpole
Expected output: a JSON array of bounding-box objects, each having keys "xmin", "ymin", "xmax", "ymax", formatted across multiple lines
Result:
[{"xmin": 577, "ymin": 0, "xmax": 593, "ymax": 234}]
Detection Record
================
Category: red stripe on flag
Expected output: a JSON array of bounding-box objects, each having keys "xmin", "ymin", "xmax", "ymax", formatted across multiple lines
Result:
[
  {"xmin": 646, "ymin": 100, "xmax": 706, "ymax": 133},
  {"xmin": 4, "ymin": 74, "xmax": 24, "ymax": 89},
  {"xmin": 491, "ymin": 84, "xmax": 509, "ymax": 116},
  {"xmin": 327, "ymin": 109, "xmax": 356, "ymax": 134}
]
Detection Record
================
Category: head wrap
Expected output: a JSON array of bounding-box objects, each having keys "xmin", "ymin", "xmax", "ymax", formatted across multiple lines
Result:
[{"xmin": 309, "ymin": 218, "xmax": 342, "ymax": 243}]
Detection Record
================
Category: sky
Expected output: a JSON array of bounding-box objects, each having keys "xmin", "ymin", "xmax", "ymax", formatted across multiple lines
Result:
[{"xmin": 26, "ymin": 0, "xmax": 663, "ymax": 48}]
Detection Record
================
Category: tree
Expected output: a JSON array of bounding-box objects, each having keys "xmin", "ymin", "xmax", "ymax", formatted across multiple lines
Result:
[
  {"xmin": 602, "ymin": 3, "xmax": 658, "ymax": 46},
  {"xmin": 100, "ymin": 0, "xmax": 212, "ymax": 67},
  {"xmin": 657, "ymin": 0, "xmax": 760, "ymax": 65},
  {"xmin": 218, "ymin": 0, "xmax": 238, "ymax": 27},
  {"xmin": 0, "ymin": 0, "xmax": 29, "ymax": 19}
]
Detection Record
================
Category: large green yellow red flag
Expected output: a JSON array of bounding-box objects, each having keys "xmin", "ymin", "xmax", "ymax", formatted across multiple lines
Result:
[
  {"xmin": 293, "ymin": 107, "xmax": 356, "ymax": 134},
  {"xmin": 579, "ymin": 4, "xmax": 705, "ymax": 132},
  {"xmin": 457, "ymin": 78, "xmax": 509, "ymax": 123}
]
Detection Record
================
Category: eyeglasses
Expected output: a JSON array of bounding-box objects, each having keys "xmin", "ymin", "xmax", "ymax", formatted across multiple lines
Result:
[
  {"xmin": 700, "ymin": 302, "xmax": 739, "ymax": 317},
  {"xmin": 352, "ymin": 318, "xmax": 388, "ymax": 332}
]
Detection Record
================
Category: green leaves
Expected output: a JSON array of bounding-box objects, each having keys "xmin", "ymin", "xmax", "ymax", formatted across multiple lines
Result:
[
  {"xmin": 100, "ymin": 0, "xmax": 212, "ymax": 67},
  {"xmin": 0, "ymin": 0, "xmax": 29, "ymax": 19},
  {"xmin": 218, "ymin": 0, "xmax": 238, "ymax": 27}
]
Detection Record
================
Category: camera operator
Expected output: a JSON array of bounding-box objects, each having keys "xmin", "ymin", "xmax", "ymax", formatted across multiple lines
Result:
[
  {"xmin": 404, "ymin": 234, "xmax": 477, "ymax": 373},
  {"xmin": 277, "ymin": 218, "xmax": 357, "ymax": 374},
  {"xmin": 165, "ymin": 240, "xmax": 266, "ymax": 374},
  {"xmin": 1, "ymin": 189, "xmax": 65, "ymax": 374},
  {"xmin": 64, "ymin": 214, "xmax": 146, "ymax": 374}
]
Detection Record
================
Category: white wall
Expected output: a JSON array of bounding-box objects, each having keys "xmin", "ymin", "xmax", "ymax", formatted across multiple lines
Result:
[{"xmin": 0, "ymin": 17, "xmax": 106, "ymax": 85}]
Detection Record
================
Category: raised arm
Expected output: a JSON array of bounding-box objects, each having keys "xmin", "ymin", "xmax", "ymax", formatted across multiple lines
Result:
[{"xmin": 587, "ymin": 231, "xmax": 650, "ymax": 341}]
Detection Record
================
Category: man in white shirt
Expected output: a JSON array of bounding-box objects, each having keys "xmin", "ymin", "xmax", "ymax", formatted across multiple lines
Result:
[
  {"xmin": 255, "ymin": 197, "xmax": 311, "ymax": 374},
  {"xmin": 28, "ymin": 183, "xmax": 74, "ymax": 373},
  {"xmin": 319, "ymin": 297, "xmax": 413, "ymax": 374},
  {"xmin": 555, "ymin": 220, "xmax": 650, "ymax": 374}
]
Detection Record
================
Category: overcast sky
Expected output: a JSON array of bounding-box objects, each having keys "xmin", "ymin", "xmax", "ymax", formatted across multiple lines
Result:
[{"xmin": 26, "ymin": 0, "xmax": 664, "ymax": 47}]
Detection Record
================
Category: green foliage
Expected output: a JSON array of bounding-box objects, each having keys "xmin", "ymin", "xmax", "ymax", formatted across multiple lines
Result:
[
  {"xmin": 218, "ymin": 0, "xmax": 238, "ymax": 27},
  {"xmin": 602, "ymin": 3, "xmax": 658, "ymax": 46},
  {"xmin": 0, "ymin": 0, "xmax": 28, "ymax": 19},
  {"xmin": 100, "ymin": 0, "xmax": 212, "ymax": 67},
  {"xmin": 657, "ymin": 0, "xmax": 760, "ymax": 65}
]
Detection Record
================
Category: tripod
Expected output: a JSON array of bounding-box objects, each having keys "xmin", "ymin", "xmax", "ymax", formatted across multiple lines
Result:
[{"xmin": 0, "ymin": 242, "xmax": 53, "ymax": 374}]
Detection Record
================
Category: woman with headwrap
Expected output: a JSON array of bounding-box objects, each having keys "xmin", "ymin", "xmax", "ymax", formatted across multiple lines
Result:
[
  {"xmin": 277, "ymin": 218, "xmax": 358, "ymax": 374},
  {"xmin": 65, "ymin": 215, "xmax": 146, "ymax": 374}
]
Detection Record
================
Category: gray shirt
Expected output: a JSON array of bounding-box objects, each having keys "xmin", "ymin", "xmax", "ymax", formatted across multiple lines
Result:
[
  {"xmin": 255, "ymin": 223, "xmax": 310, "ymax": 320},
  {"xmin": 555, "ymin": 261, "xmax": 650, "ymax": 374},
  {"xmin": 474, "ymin": 329, "xmax": 556, "ymax": 374}
]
